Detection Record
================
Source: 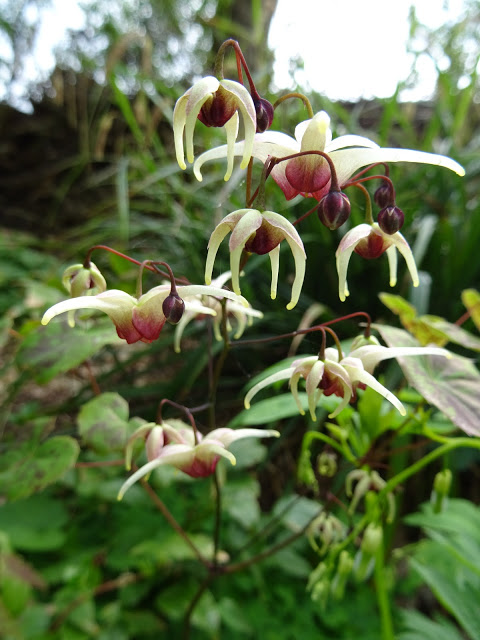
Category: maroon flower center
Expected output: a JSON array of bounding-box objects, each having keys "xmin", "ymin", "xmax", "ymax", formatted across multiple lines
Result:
[
  {"xmin": 354, "ymin": 232, "xmax": 388, "ymax": 259},
  {"xmin": 319, "ymin": 371, "xmax": 345, "ymax": 398},
  {"xmin": 285, "ymin": 156, "xmax": 331, "ymax": 194},
  {"xmin": 244, "ymin": 222, "xmax": 283, "ymax": 255},
  {"xmin": 197, "ymin": 87, "xmax": 237, "ymax": 128}
]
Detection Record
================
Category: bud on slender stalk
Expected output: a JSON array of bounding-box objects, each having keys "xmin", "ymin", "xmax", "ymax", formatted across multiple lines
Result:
[
  {"xmin": 377, "ymin": 205, "xmax": 405, "ymax": 235},
  {"xmin": 162, "ymin": 292, "xmax": 185, "ymax": 324},
  {"xmin": 317, "ymin": 191, "xmax": 351, "ymax": 230}
]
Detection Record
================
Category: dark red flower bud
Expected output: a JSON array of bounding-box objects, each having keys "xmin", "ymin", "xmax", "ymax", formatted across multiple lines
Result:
[
  {"xmin": 374, "ymin": 183, "xmax": 394, "ymax": 208},
  {"xmin": 317, "ymin": 191, "xmax": 351, "ymax": 230},
  {"xmin": 377, "ymin": 205, "xmax": 405, "ymax": 235},
  {"xmin": 253, "ymin": 96, "xmax": 274, "ymax": 133},
  {"xmin": 197, "ymin": 86, "xmax": 237, "ymax": 128},
  {"xmin": 162, "ymin": 293, "xmax": 185, "ymax": 325}
]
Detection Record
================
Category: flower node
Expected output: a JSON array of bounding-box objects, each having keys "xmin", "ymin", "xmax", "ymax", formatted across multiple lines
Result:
[
  {"xmin": 317, "ymin": 190, "xmax": 351, "ymax": 230},
  {"xmin": 377, "ymin": 205, "xmax": 405, "ymax": 235}
]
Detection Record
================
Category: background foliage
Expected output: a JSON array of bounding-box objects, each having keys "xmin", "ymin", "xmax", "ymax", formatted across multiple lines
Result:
[{"xmin": 0, "ymin": 0, "xmax": 479, "ymax": 638}]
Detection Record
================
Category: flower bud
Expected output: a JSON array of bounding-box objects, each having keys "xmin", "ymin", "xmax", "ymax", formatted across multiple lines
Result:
[
  {"xmin": 317, "ymin": 451, "xmax": 337, "ymax": 477},
  {"xmin": 354, "ymin": 523, "xmax": 383, "ymax": 582},
  {"xmin": 331, "ymin": 550, "xmax": 353, "ymax": 599},
  {"xmin": 62, "ymin": 262, "xmax": 107, "ymax": 298},
  {"xmin": 377, "ymin": 205, "xmax": 405, "ymax": 235},
  {"xmin": 317, "ymin": 191, "xmax": 351, "ymax": 230},
  {"xmin": 374, "ymin": 183, "xmax": 394, "ymax": 208},
  {"xmin": 162, "ymin": 292, "xmax": 185, "ymax": 324},
  {"xmin": 432, "ymin": 468, "xmax": 452, "ymax": 513},
  {"xmin": 253, "ymin": 96, "xmax": 274, "ymax": 133}
]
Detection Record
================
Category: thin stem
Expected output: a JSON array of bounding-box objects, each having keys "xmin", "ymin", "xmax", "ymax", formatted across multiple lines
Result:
[
  {"xmin": 374, "ymin": 541, "xmax": 395, "ymax": 640},
  {"xmin": 157, "ymin": 399, "xmax": 200, "ymax": 445},
  {"xmin": 208, "ymin": 300, "xmax": 230, "ymax": 431},
  {"xmin": 354, "ymin": 182, "xmax": 374, "ymax": 225},
  {"xmin": 141, "ymin": 480, "xmax": 209, "ymax": 567},
  {"xmin": 213, "ymin": 469, "xmax": 222, "ymax": 563},
  {"xmin": 182, "ymin": 574, "xmax": 215, "ymax": 640},
  {"xmin": 273, "ymin": 92, "xmax": 314, "ymax": 119}
]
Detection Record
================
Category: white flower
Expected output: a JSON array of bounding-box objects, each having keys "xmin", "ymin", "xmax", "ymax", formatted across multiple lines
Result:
[
  {"xmin": 193, "ymin": 110, "xmax": 465, "ymax": 198},
  {"xmin": 117, "ymin": 420, "xmax": 279, "ymax": 499},
  {"xmin": 244, "ymin": 339, "xmax": 450, "ymax": 420},
  {"xmin": 335, "ymin": 222, "xmax": 419, "ymax": 302},
  {"xmin": 41, "ymin": 284, "xmax": 248, "ymax": 344},
  {"xmin": 173, "ymin": 76, "xmax": 256, "ymax": 180},
  {"xmin": 205, "ymin": 208, "xmax": 306, "ymax": 310}
]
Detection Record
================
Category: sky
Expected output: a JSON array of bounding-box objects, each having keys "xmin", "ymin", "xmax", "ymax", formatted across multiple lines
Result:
[{"xmin": 0, "ymin": 0, "xmax": 469, "ymax": 110}]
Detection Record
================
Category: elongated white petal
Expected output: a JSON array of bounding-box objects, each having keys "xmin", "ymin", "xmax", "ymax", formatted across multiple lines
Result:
[
  {"xmin": 184, "ymin": 76, "xmax": 219, "ymax": 164},
  {"xmin": 349, "ymin": 344, "xmax": 451, "ymax": 373},
  {"xmin": 343, "ymin": 364, "xmax": 406, "ymax": 415},
  {"xmin": 173, "ymin": 310, "xmax": 196, "ymax": 353},
  {"xmin": 223, "ymin": 111, "xmax": 239, "ymax": 180},
  {"xmin": 244, "ymin": 367, "xmax": 296, "ymax": 409},
  {"xmin": 222, "ymin": 79, "xmax": 256, "ymax": 169},
  {"xmin": 41, "ymin": 290, "xmax": 137, "ymax": 325},
  {"xmin": 326, "ymin": 134, "xmax": 380, "ymax": 152},
  {"xmin": 206, "ymin": 427, "xmax": 280, "ymax": 447},
  {"xmin": 205, "ymin": 223, "xmax": 235, "ymax": 285},
  {"xmin": 305, "ymin": 360, "xmax": 325, "ymax": 420},
  {"xmin": 386, "ymin": 245, "xmax": 398, "ymax": 287},
  {"xmin": 289, "ymin": 371, "xmax": 306, "ymax": 415},
  {"xmin": 331, "ymin": 147, "xmax": 465, "ymax": 187},
  {"xmin": 269, "ymin": 244, "xmax": 280, "ymax": 300},
  {"xmin": 173, "ymin": 95, "xmax": 188, "ymax": 169},
  {"xmin": 389, "ymin": 231, "xmax": 420, "ymax": 288},
  {"xmin": 335, "ymin": 224, "xmax": 372, "ymax": 302},
  {"xmin": 193, "ymin": 441, "xmax": 237, "ymax": 466}
]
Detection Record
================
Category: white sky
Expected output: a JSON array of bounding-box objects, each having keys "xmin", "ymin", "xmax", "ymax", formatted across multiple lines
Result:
[
  {"xmin": 269, "ymin": 0, "xmax": 468, "ymax": 101},
  {"xmin": 0, "ymin": 0, "xmax": 469, "ymax": 110}
]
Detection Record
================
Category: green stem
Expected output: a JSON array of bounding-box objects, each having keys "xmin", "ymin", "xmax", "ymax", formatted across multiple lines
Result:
[{"xmin": 374, "ymin": 542, "xmax": 395, "ymax": 640}]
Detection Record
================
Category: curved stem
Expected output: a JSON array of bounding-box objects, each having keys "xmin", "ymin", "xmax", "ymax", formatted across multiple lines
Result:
[
  {"xmin": 141, "ymin": 479, "xmax": 209, "ymax": 567},
  {"xmin": 157, "ymin": 399, "xmax": 200, "ymax": 445},
  {"xmin": 273, "ymin": 92, "xmax": 314, "ymax": 119},
  {"xmin": 374, "ymin": 539, "xmax": 395, "ymax": 640}
]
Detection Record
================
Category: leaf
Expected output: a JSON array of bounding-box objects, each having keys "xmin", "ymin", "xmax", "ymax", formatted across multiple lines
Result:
[
  {"xmin": 0, "ymin": 495, "xmax": 69, "ymax": 551},
  {"xmin": 374, "ymin": 324, "xmax": 480, "ymax": 436},
  {"xmin": 398, "ymin": 609, "xmax": 465, "ymax": 640},
  {"xmin": 0, "ymin": 436, "xmax": 79, "ymax": 501},
  {"xmin": 77, "ymin": 392, "xmax": 131, "ymax": 454},
  {"xmin": 379, "ymin": 293, "xmax": 480, "ymax": 351},
  {"xmin": 16, "ymin": 318, "xmax": 122, "ymax": 383},
  {"xmin": 462, "ymin": 289, "xmax": 480, "ymax": 331}
]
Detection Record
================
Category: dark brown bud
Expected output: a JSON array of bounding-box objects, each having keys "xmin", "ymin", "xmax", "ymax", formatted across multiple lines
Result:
[
  {"xmin": 162, "ymin": 293, "xmax": 185, "ymax": 324},
  {"xmin": 253, "ymin": 96, "xmax": 274, "ymax": 133},
  {"xmin": 374, "ymin": 183, "xmax": 394, "ymax": 208},
  {"xmin": 317, "ymin": 191, "xmax": 351, "ymax": 230},
  {"xmin": 377, "ymin": 205, "xmax": 405, "ymax": 235}
]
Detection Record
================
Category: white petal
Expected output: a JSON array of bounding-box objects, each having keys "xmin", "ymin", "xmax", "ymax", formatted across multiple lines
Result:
[
  {"xmin": 223, "ymin": 111, "xmax": 239, "ymax": 181},
  {"xmin": 343, "ymin": 365, "xmax": 406, "ymax": 415},
  {"xmin": 206, "ymin": 427, "xmax": 280, "ymax": 446},
  {"xmin": 386, "ymin": 245, "xmax": 398, "ymax": 287},
  {"xmin": 269, "ymin": 244, "xmax": 280, "ymax": 300},
  {"xmin": 41, "ymin": 290, "xmax": 137, "ymax": 325},
  {"xmin": 326, "ymin": 134, "xmax": 379, "ymax": 152},
  {"xmin": 244, "ymin": 367, "xmax": 296, "ymax": 409},
  {"xmin": 389, "ymin": 231, "xmax": 420, "ymax": 288},
  {"xmin": 330, "ymin": 147, "xmax": 465, "ymax": 187}
]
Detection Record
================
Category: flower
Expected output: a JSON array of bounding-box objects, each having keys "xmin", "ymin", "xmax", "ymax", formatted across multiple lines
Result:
[
  {"xmin": 335, "ymin": 222, "xmax": 418, "ymax": 302},
  {"xmin": 193, "ymin": 110, "xmax": 465, "ymax": 199},
  {"xmin": 117, "ymin": 419, "xmax": 280, "ymax": 499},
  {"xmin": 173, "ymin": 271, "xmax": 263, "ymax": 353},
  {"xmin": 205, "ymin": 208, "xmax": 306, "ymax": 310},
  {"xmin": 244, "ymin": 339, "xmax": 450, "ymax": 420},
  {"xmin": 41, "ymin": 283, "xmax": 248, "ymax": 345},
  {"xmin": 173, "ymin": 76, "xmax": 256, "ymax": 181}
]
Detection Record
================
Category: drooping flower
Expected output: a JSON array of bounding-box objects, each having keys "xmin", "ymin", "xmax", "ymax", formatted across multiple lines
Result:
[
  {"xmin": 173, "ymin": 271, "xmax": 263, "ymax": 353},
  {"xmin": 41, "ymin": 284, "xmax": 248, "ymax": 345},
  {"xmin": 205, "ymin": 208, "xmax": 306, "ymax": 310},
  {"xmin": 193, "ymin": 110, "xmax": 465, "ymax": 199},
  {"xmin": 173, "ymin": 76, "xmax": 256, "ymax": 181},
  {"xmin": 117, "ymin": 419, "xmax": 280, "ymax": 499},
  {"xmin": 244, "ymin": 340, "xmax": 450, "ymax": 420},
  {"xmin": 335, "ymin": 222, "xmax": 419, "ymax": 302}
]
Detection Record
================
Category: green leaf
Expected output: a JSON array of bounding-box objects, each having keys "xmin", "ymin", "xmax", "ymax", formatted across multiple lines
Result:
[
  {"xmin": 0, "ymin": 435, "xmax": 79, "ymax": 500},
  {"xmin": 374, "ymin": 324, "xmax": 480, "ymax": 436},
  {"xmin": 398, "ymin": 609, "xmax": 465, "ymax": 640},
  {"xmin": 462, "ymin": 289, "xmax": 480, "ymax": 331},
  {"xmin": 379, "ymin": 293, "xmax": 480, "ymax": 350},
  {"xmin": 16, "ymin": 319, "xmax": 121, "ymax": 383},
  {"xmin": 77, "ymin": 393, "xmax": 131, "ymax": 454},
  {"xmin": 0, "ymin": 495, "xmax": 68, "ymax": 551}
]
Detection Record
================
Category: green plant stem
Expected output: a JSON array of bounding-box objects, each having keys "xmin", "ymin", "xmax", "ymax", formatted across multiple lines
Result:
[
  {"xmin": 208, "ymin": 300, "xmax": 230, "ymax": 431},
  {"xmin": 182, "ymin": 574, "xmax": 215, "ymax": 640},
  {"xmin": 374, "ymin": 544, "xmax": 395, "ymax": 640},
  {"xmin": 213, "ymin": 469, "xmax": 222, "ymax": 563},
  {"xmin": 380, "ymin": 437, "xmax": 480, "ymax": 498}
]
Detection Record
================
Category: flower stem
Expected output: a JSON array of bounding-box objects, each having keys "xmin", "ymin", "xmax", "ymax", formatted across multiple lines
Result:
[
  {"xmin": 374, "ymin": 541, "xmax": 395, "ymax": 640},
  {"xmin": 273, "ymin": 92, "xmax": 314, "ymax": 119}
]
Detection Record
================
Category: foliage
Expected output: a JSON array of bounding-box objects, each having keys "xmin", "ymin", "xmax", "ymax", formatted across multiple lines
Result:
[{"xmin": 1, "ymin": 2, "xmax": 480, "ymax": 639}]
